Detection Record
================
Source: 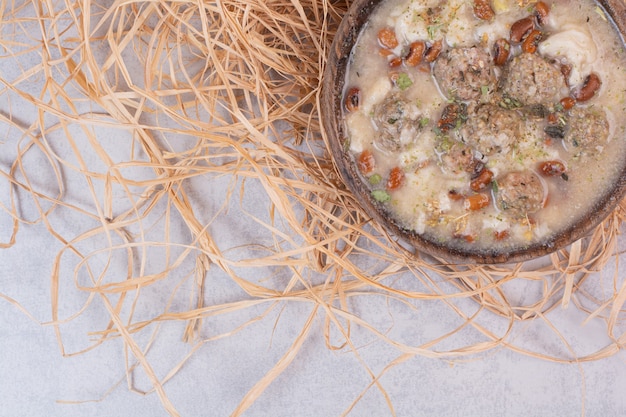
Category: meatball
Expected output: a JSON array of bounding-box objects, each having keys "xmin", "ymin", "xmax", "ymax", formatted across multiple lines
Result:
[
  {"xmin": 439, "ymin": 140, "xmax": 480, "ymax": 175},
  {"xmin": 564, "ymin": 106, "xmax": 609, "ymax": 152},
  {"xmin": 372, "ymin": 93, "xmax": 424, "ymax": 152},
  {"xmin": 500, "ymin": 53, "xmax": 568, "ymax": 106},
  {"xmin": 433, "ymin": 47, "xmax": 496, "ymax": 101},
  {"xmin": 496, "ymin": 171, "xmax": 545, "ymax": 216},
  {"xmin": 461, "ymin": 103, "xmax": 524, "ymax": 155}
]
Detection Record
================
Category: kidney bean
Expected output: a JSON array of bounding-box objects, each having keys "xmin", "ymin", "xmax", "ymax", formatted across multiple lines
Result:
[
  {"xmin": 534, "ymin": 1, "xmax": 550, "ymax": 25},
  {"xmin": 357, "ymin": 149, "xmax": 375, "ymax": 174},
  {"xmin": 470, "ymin": 169, "xmax": 494, "ymax": 192},
  {"xmin": 560, "ymin": 63, "xmax": 572, "ymax": 86},
  {"xmin": 388, "ymin": 56, "xmax": 403, "ymax": 68},
  {"xmin": 344, "ymin": 87, "xmax": 360, "ymax": 112},
  {"xmin": 448, "ymin": 189, "xmax": 464, "ymax": 201},
  {"xmin": 539, "ymin": 160, "xmax": 567, "ymax": 176},
  {"xmin": 454, "ymin": 233, "xmax": 476, "ymax": 243},
  {"xmin": 378, "ymin": 27, "xmax": 399, "ymax": 49},
  {"xmin": 404, "ymin": 41, "xmax": 426, "ymax": 66},
  {"xmin": 386, "ymin": 167, "xmax": 405, "ymax": 190},
  {"xmin": 424, "ymin": 40, "xmax": 443, "ymax": 62},
  {"xmin": 473, "ymin": 0, "xmax": 495, "ymax": 20},
  {"xmin": 510, "ymin": 17, "xmax": 535, "ymax": 43},
  {"xmin": 573, "ymin": 73, "xmax": 601, "ymax": 102},
  {"xmin": 464, "ymin": 193, "xmax": 490, "ymax": 211},
  {"xmin": 560, "ymin": 96, "xmax": 576, "ymax": 110},
  {"xmin": 521, "ymin": 30, "xmax": 542, "ymax": 53},
  {"xmin": 493, "ymin": 38, "xmax": 511, "ymax": 66},
  {"xmin": 494, "ymin": 230, "xmax": 510, "ymax": 240}
]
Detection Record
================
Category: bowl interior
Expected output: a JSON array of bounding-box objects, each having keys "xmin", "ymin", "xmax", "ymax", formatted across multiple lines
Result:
[{"xmin": 321, "ymin": 0, "xmax": 626, "ymax": 264}]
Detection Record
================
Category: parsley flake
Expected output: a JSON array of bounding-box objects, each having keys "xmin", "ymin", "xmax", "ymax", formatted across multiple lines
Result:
[
  {"xmin": 396, "ymin": 73, "xmax": 413, "ymax": 91},
  {"xmin": 372, "ymin": 190, "xmax": 391, "ymax": 203},
  {"xmin": 369, "ymin": 173, "xmax": 382, "ymax": 185}
]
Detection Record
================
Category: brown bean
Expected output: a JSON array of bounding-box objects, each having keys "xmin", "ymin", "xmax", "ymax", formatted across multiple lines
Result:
[
  {"xmin": 473, "ymin": 0, "xmax": 495, "ymax": 20},
  {"xmin": 424, "ymin": 40, "xmax": 443, "ymax": 62},
  {"xmin": 521, "ymin": 29, "xmax": 542, "ymax": 53},
  {"xmin": 378, "ymin": 27, "xmax": 399, "ymax": 49},
  {"xmin": 539, "ymin": 160, "xmax": 567, "ymax": 176},
  {"xmin": 448, "ymin": 189, "xmax": 464, "ymax": 201},
  {"xmin": 454, "ymin": 233, "xmax": 476, "ymax": 243},
  {"xmin": 510, "ymin": 17, "xmax": 535, "ymax": 43},
  {"xmin": 344, "ymin": 87, "xmax": 360, "ymax": 112},
  {"xmin": 470, "ymin": 169, "xmax": 494, "ymax": 192},
  {"xmin": 357, "ymin": 149, "xmax": 375, "ymax": 174},
  {"xmin": 386, "ymin": 167, "xmax": 406, "ymax": 190},
  {"xmin": 404, "ymin": 41, "xmax": 426, "ymax": 67},
  {"xmin": 574, "ymin": 73, "xmax": 602, "ymax": 102},
  {"xmin": 534, "ymin": 1, "xmax": 550, "ymax": 25},
  {"xmin": 493, "ymin": 38, "xmax": 511, "ymax": 66},
  {"xmin": 560, "ymin": 96, "xmax": 576, "ymax": 110},
  {"xmin": 464, "ymin": 193, "xmax": 490, "ymax": 211},
  {"xmin": 560, "ymin": 63, "xmax": 572, "ymax": 86},
  {"xmin": 388, "ymin": 56, "xmax": 403, "ymax": 68},
  {"xmin": 494, "ymin": 230, "xmax": 510, "ymax": 240}
]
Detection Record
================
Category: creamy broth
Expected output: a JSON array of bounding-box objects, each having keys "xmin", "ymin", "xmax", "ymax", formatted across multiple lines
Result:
[{"xmin": 343, "ymin": 0, "xmax": 626, "ymax": 252}]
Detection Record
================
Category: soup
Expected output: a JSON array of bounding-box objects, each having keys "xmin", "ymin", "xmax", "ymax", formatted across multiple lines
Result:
[{"xmin": 342, "ymin": 0, "xmax": 626, "ymax": 254}]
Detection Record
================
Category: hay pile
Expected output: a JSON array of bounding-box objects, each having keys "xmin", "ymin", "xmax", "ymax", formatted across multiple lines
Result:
[{"xmin": 1, "ymin": 0, "xmax": 625, "ymax": 415}]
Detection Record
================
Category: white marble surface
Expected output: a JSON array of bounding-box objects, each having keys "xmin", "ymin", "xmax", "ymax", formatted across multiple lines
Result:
[
  {"xmin": 2, "ymin": 173, "xmax": 626, "ymax": 417},
  {"xmin": 2, "ymin": 0, "xmax": 626, "ymax": 415}
]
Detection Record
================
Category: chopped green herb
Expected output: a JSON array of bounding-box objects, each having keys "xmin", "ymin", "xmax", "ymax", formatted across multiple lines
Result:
[
  {"xmin": 372, "ymin": 190, "xmax": 391, "ymax": 203},
  {"xmin": 427, "ymin": 24, "xmax": 442, "ymax": 40},
  {"xmin": 492, "ymin": 179, "xmax": 499, "ymax": 193},
  {"xmin": 439, "ymin": 136, "xmax": 451, "ymax": 151},
  {"xmin": 499, "ymin": 95, "xmax": 523, "ymax": 109},
  {"xmin": 369, "ymin": 173, "xmax": 382, "ymax": 185},
  {"xmin": 481, "ymin": 85, "xmax": 489, "ymax": 96},
  {"xmin": 396, "ymin": 73, "xmax": 413, "ymax": 91},
  {"xmin": 419, "ymin": 117, "xmax": 430, "ymax": 127}
]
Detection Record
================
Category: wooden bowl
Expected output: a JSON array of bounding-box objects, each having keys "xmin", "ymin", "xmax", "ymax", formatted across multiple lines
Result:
[{"xmin": 321, "ymin": 0, "xmax": 626, "ymax": 264}]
